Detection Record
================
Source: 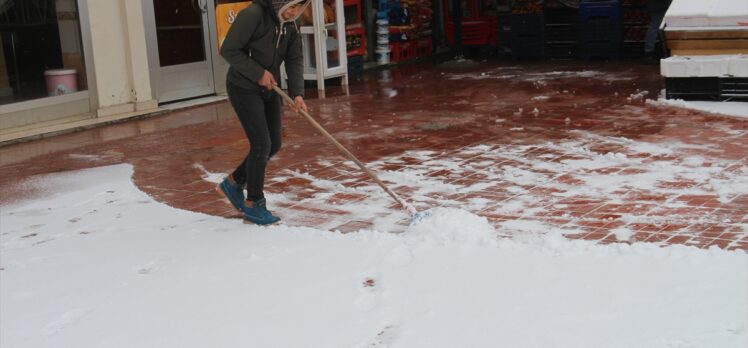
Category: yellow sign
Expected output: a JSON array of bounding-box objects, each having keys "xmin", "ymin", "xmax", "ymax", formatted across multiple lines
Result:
[{"xmin": 216, "ymin": 2, "xmax": 252, "ymax": 49}]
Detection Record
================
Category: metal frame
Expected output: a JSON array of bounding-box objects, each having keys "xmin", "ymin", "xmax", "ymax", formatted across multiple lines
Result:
[{"xmin": 78, "ymin": 0, "xmax": 98, "ymax": 112}]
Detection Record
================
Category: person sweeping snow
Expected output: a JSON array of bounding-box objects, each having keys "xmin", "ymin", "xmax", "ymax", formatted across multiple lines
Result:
[{"xmin": 217, "ymin": 0, "xmax": 310, "ymax": 225}]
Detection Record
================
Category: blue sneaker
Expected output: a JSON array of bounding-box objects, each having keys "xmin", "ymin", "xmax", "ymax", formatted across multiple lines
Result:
[
  {"xmin": 217, "ymin": 176, "xmax": 245, "ymax": 212},
  {"xmin": 243, "ymin": 198, "xmax": 281, "ymax": 225}
]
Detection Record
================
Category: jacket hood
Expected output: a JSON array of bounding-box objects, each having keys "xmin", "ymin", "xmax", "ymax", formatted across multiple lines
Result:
[{"xmin": 258, "ymin": 0, "xmax": 310, "ymax": 24}]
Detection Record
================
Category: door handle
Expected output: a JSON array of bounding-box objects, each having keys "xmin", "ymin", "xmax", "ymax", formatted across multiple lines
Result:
[{"xmin": 194, "ymin": 0, "xmax": 208, "ymax": 13}]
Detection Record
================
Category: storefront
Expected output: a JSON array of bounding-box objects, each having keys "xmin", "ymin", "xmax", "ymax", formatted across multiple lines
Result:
[
  {"xmin": 0, "ymin": 0, "xmax": 95, "ymax": 131},
  {"xmin": 0, "ymin": 0, "xmax": 444, "ymax": 141},
  {"xmin": 0, "ymin": 0, "xmax": 240, "ymax": 140}
]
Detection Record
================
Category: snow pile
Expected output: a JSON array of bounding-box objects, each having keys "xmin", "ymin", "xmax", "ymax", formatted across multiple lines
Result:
[
  {"xmin": 2, "ymin": 164, "xmax": 747, "ymax": 348},
  {"xmin": 405, "ymin": 208, "xmax": 497, "ymax": 246}
]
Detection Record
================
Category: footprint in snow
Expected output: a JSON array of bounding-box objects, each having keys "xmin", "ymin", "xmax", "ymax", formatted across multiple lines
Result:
[
  {"xmin": 136, "ymin": 257, "xmax": 171, "ymax": 275},
  {"xmin": 42, "ymin": 308, "xmax": 93, "ymax": 337},
  {"xmin": 355, "ymin": 276, "xmax": 382, "ymax": 312},
  {"xmin": 12, "ymin": 209, "xmax": 53, "ymax": 217},
  {"xmin": 33, "ymin": 239, "xmax": 53, "ymax": 246},
  {"xmin": 364, "ymin": 325, "xmax": 399, "ymax": 348}
]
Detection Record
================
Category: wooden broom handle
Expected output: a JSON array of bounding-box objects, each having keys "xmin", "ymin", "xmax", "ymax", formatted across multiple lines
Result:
[{"xmin": 272, "ymin": 85, "xmax": 410, "ymax": 210}]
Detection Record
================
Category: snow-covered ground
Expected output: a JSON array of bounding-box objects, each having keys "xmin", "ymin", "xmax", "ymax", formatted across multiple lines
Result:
[{"xmin": 1, "ymin": 164, "xmax": 746, "ymax": 347}]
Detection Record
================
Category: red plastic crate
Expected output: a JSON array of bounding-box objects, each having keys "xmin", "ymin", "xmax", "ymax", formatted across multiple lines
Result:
[
  {"xmin": 445, "ymin": 18, "xmax": 497, "ymax": 46},
  {"xmin": 345, "ymin": 26, "xmax": 366, "ymax": 57},
  {"xmin": 390, "ymin": 41, "xmax": 417, "ymax": 62},
  {"xmin": 343, "ymin": 0, "xmax": 362, "ymax": 24},
  {"xmin": 416, "ymin": 37, "xmax": 433, "ymax": 57}
]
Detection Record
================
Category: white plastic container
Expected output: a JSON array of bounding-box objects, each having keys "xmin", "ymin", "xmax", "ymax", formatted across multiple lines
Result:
[
  {"xmin": 375, "ymin": 48, "xmax": 390, "ymax": 64},
  {"xmin": 44, "ymin": 69, "xmax": 78, "ymax": 96}
]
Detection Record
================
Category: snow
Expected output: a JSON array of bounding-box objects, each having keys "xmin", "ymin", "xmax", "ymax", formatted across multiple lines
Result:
[
  {"xmin": 660, "ymin": 54, "xmax": 748, "ymax": 78},
  {"xmin": 664, "ymin": 0, "xmax": 748, "ymax": 27},
  {"xmin": 446, "ymin": 69, "xmax": 635, "ymax": 82},
  {"xmin": 1, "ymin": 164, "xmax": 747, "ymax": 347},
  {"xmin": 649, "ymin": 98, "xmax": 748, "ymax": 119}
]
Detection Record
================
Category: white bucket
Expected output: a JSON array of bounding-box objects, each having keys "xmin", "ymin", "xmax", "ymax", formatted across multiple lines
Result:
[
  {"xmin": 375, "ymin": 48, "xmax": 390, "ymax": 64},
  {"xmin": 44, "ymin": 69, "xmax": 78, "ymax": 96}
]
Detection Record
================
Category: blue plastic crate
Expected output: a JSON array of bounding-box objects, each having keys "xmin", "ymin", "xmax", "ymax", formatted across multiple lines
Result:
[{"xmin": 580, "ymin": 0, "xmax": 621, "ymax": 22}]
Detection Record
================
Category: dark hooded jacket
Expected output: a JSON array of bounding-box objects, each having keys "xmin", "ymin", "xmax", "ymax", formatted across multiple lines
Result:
[{"xmin": 220, "ymin": 0, "xmax": 307, "ymax": 98}]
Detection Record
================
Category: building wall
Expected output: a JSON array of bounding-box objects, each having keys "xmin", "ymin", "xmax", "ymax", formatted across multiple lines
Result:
[{"xmin": 86, "ymin": 0, "xmax": 157, "ymax": 116}]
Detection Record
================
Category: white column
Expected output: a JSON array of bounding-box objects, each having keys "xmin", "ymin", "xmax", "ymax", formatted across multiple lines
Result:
[
  {"xmin": 86, "ymin": 0, "xmax": 157, "ymax": 117},
  {"xmin": 122, "ymin": 0, "xmax": 158, "ymax": 111}
]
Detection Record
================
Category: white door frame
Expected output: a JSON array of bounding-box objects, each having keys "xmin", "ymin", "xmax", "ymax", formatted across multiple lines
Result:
[{"xmin": 206, "ymin": 1, "xmax": 229, "ymax": 96}]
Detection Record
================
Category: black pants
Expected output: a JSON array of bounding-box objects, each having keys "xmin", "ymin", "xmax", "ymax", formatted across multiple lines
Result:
[{"xmin": 227, "ymin": 81, "xmax": 282, "ymax": 202}]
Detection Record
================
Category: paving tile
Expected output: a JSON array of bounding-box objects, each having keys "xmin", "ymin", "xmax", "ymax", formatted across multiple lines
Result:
[{"xmin": 1, "ymin": 60, "xmax": 746, "ymax": 251}]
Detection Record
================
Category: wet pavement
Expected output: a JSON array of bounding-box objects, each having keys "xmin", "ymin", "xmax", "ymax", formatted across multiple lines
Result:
[{"xmin": 1, "ymin": 59, "xmax": 747, "ymax": 250}]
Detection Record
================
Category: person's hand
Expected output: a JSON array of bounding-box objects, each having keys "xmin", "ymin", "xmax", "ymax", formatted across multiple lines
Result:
[
  {"xmin": 258, "ymin": 70, "xmax": 276, "ymax": 90},
  {"xmin": 292, "ymin": 96, "xmax": 307, "ymax": 113}
]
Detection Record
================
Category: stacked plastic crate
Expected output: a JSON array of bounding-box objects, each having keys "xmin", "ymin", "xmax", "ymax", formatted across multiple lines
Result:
[
  {"xmin": 662, "ymin": 56, "xmax": 748, "ymax": 100},
  {"xmin": 344, "ymin": 0, "xmax": 366, "ymax": 73},
  {"xmin": 544, "ymin": 0, "xmax": 580, "ymax": 59},
  {"xmin": 621, "ymin": 0, "xmax": 648, "ymax": 58},
  {"xmin": 579, "ymin": 0, "xmax": 622, "ymax": 59},
  {"xmin": 443, "ymin": 0, "xmax": 498, "ymax": 47},
  {"xmin": 386, "ymin": 1, "xmax": 416, "ymax": 63},
  {"xmin": 387, "ymin": 0, "xmax": 433, "ymax": 62},
  {"xmin": 400, "ymin": 0, "xmax": 434, "ymax": 58},
  {"xmin": 403, "ymin": 0, "xmax": 434, "ymax": 58},
  {"xmin": 506, "ymin": 0, "xmax": 545, "ymax": 59}
]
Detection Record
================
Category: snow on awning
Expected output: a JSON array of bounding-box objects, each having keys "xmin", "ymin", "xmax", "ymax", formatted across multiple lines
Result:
[{"xmin": 664, "ymin": 0, "xmax": 748, "ymax": 28}]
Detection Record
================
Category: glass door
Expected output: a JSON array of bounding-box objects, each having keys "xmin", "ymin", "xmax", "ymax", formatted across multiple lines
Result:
[
  {"xmin": 299, "ymin": 0, "xmax": 348, "ymax": 90},
  {"xmin": 144, "ymin": 0, "xmax": 215, "ymax": 103}
]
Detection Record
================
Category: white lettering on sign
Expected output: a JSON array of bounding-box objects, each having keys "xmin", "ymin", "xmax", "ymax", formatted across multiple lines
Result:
[{"xmin": 228, "ymin": 10, "xmax": 238, "ymax": 24}]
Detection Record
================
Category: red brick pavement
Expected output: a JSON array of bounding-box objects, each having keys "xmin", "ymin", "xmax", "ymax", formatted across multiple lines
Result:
[{"xmin": 1, "ymin": 60, "xmax": 746, "ymax": 250}]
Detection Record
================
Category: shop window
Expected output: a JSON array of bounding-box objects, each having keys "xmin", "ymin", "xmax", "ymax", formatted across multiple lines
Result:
[
  {"xmin": 0, "ymin": 0, "xmax": 87, "ymax": 106},
  {"xmin": 154, "ymin": 0, "xmax": 206, "ymax": 67}
]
